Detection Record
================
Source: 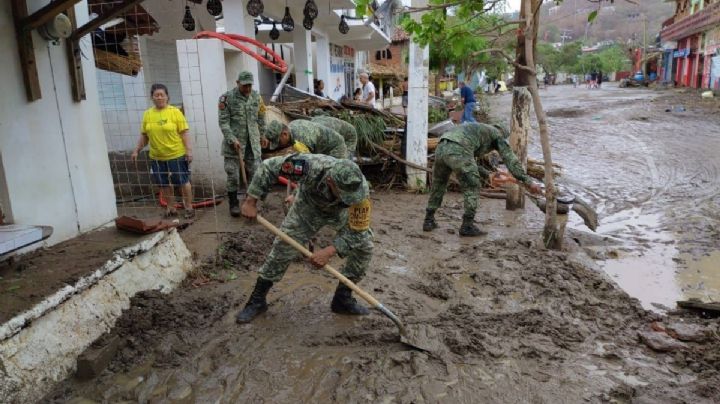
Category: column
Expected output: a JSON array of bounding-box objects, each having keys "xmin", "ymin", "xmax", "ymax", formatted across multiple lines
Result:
[
  {"xmin": 222, "ymin": 1, "xmax": 260, "ymax": 89},
  {"xmin": 293, "ymin": 28, "xmax": 313, "ymax": 93},
  {"xmin": 315, "ymin": 34, "xmax": 331, "ymax": 92},
  {"xmin": 406, "ymin": 0, "xmax": 429, "ymax": 189}
]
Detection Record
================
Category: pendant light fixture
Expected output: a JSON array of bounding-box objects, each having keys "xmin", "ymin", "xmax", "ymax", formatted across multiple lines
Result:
[
  {"xmin": 182, "ymin": 4, "xmax": 196, "ymax": 31},
  {"xmin": 206, "ymin": 0, "xmax": 222, "ymax": 16},
  {"xmin": 246, "ymin": 0, "xmax": 264, "ymax": 17},
  {"xmin": 281, "ymin": 2, "xmax": 294, "ymax": 32},
  {"xmin": 338, "ymin": 15, "xmax": 349, "ymax": 34},
  {"xmin": 303, "ymin": 15, "xmax": 313, "ymax": 30},
  {"xmin": 303, "ymin": 0, "xmax": 318, "ymax": 20},
  {"xmin": 269, "ymin": 22, "xmax": 280, "ymax": 40}
]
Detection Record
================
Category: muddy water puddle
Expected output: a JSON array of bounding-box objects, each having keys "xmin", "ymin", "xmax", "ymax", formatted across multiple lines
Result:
[{"xmin": 493, "ymin": 85, "xmax": 720, "ymax": 310}]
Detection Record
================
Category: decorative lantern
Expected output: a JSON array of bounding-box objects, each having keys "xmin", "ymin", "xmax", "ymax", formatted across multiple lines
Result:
[
  {"xmin": 338, "ymin": 15, "xmax": 349, "ymax": 35},
  {"xmin": 269, "ymin": 22, "xmax": 280, "ymax": 40},
  {"xmin": 182, "ymin": 5, "xmax": 195, "ymax": 31},
  {"xmin": 206, "ymin": 0, "xmax": 222, "ymax": 16},
  {"xmin": 246, "ymin": 0, "xmax": 264, "ymax": 17},
  {"xmin": 303, "ymin": 15, "xmax": 313, "ymax": 30},
  {"xmin": 303, "ymin": 0, "xmax": 318, "ymax": 20},
  {"xmin": 281, "ymin": 6, "xmax": 294, "ymax": 32}
]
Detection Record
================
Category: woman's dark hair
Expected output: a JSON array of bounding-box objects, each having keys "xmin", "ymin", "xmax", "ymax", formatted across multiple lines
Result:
[
  {"xmin": 150, "ymin": 83, "xmax": 169, "ymax": 97},
  {"xmin": 354, "ymin": 88, "xmax": 362, "ymax": 95}
]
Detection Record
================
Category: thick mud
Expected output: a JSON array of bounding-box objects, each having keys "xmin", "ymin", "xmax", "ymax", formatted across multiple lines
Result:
[
  {"xmin": 491, "ymin": 85, "xmax": 720, "ymax": 310},
  {"xmin": 45, "ymin": 188, "xmax": 719, "ymax": 403}
]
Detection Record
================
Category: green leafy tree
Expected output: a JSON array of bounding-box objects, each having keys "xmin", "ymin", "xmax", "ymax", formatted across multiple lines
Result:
[
  {"xmin": 537, "ymin": 43, "xmax": 561, "ymax": 75},
  {"xmin": 597, "ymin": 44, "xmax": 630, "ymax": 73}
]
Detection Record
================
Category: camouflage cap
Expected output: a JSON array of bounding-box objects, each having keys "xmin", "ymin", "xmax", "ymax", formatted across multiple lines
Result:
[
  {"xmin": 490, "ymin": 121, "xmax": 510, "ymax": 139},
  {"xmin": 265, "ymin": 120, "xmax": 289, "ymax": 149},
  {"xmin": 329, "ymin": 159, "xmax": 369, "ymax": 206},
  {"xmin": 237, "ymin": 70, "xmax": 254, "ymax": 85}
]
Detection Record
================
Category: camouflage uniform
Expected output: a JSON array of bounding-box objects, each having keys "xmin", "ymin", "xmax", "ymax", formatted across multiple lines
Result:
[
  {"xmin": 288, "ymin": 120, "xmax": 348, "ymax": 159},
  {"xmin": 247, "ymin": 154, "xmax": 373, "ymax": 282},
  {"xmin": 310, "ymin": 116, "xmax": 358, "ymax": 158},
  {"xmin": 427, "ymin": 122, "xmax": 530, "ymax": 220},
  {"xmin": 218, "ymin": 71, "xmax": 266, "ymax": 192}
]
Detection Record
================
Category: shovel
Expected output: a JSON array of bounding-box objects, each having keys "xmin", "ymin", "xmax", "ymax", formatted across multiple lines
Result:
[
  {"xmin": 255, "ymin": 214, "xmax": 436, "ymax": 352},
  {"xmin": 237, "ymin": 147, "xmax": 249, "ymax": 189}
]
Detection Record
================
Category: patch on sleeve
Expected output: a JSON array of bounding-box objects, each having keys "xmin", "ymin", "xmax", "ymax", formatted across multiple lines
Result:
[
  {"xmin": 281, "ymin": 159, "xmax": 308, "ymax": 177},
  {"xmin": 348, "ymin": 199, "xmax": 372, "ymax": 231},
  {"xmin": 293, "ymin": 141, "xmax": 311, "ymax": 153},
  {"xmin": 218, "ymin": 95, "xmax": 227, "ymax": 111}
]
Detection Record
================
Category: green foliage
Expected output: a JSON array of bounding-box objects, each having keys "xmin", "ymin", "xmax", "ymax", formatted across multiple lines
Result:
[
  {"xmin": 597, "ymin": 45, "xmax": 631, "ymax": 72},
  {"xmin": 537, "ymin": 41, "xmax": 582, "ymax": 74},
  {"xmin": 428, "ymin": 106, "xmax": 448, "ymax": 124},
  {"xmin": 337, "ymin": 111, "xmax": 386, "ymax": 153}
]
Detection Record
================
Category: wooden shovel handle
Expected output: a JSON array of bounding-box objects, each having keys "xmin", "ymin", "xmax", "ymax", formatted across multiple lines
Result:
[
  {"xmin": 256, "ymin": 214, "xmax": 382, "ymax": 308},
  {"xmin": 238, "ymin": 148, "xmax": 249, "ymax": 187}
]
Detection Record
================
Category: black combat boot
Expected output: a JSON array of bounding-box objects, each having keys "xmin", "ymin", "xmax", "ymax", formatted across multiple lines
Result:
[
  {"xmin": 236, "ymin": 278, "xmax": 273, "ymax": 323},
  {"xmin": 330, "ymin": 280, "xmax": 370, "ymax": 315},
  {"xmin": 459, "ymin": 215, "xmax": 486, "ymax": 237},
  {"xmin": 422, "ymin": 209, "xmax": 438, "ymax": 232},
  {"xmin": 228, "ymin": 191, "xmax": 240, "ymax": 217}
]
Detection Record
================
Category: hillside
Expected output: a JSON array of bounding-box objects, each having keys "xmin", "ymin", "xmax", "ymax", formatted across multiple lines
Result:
[{"xmin": 538, "ymin": 0, "xmax": 675, "ymax": 46}]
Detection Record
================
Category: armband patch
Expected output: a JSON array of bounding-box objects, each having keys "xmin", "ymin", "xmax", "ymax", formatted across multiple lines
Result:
[
  {"xmin": 348, "ymin": 199, "xmax": 371, "ymax": 231},
  {"xmin": 281, "ymin": 159, "xmax": 307, "ymax": 176}
]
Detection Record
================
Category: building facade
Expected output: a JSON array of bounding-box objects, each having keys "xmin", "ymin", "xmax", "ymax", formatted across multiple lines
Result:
[{"xmin": 660, "ymin": 0, "xmax": 720, "ymax": 89}]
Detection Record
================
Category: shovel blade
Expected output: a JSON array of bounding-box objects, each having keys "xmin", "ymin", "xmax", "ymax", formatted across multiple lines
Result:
[{"xmin": 399, "ymin": 323, "xmax": 445, "ymax": 355}]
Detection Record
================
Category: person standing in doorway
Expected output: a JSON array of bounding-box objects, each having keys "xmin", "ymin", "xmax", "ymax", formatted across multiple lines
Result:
[
  {"xmin": 401, "ymin": 77, "xmax": 409, "ymax": 115},
  {"xmin": 359, "ymin": 72, "xmax": 376, "ymax": 108},
  {"xmin": 132, "ymin": 83, "xmax": 195, "ymax": 219},
  {"xmin": 459, "ymin": 81, "xmax": 477, "ymax": 123},
  {"xmin": 218, "ymin": 71, "xmax": 268, "ymax": 217}
]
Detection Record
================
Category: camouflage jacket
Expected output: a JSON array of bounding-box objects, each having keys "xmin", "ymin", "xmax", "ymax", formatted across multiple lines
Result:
[
  {"xmin": 440, "ymin": 123, "xmax": 530, "ymax": 184},
  {"xmin": 218, "ymin": 88, "xmax": 266, "ymax": 159},
  {"xmin": 247, "ymin": 153, "xmax": 372, "ymax": 257},
  {"xmin": 289, "ymin": 120, "xmax": 347, "ymax": 159},
  {"xmin": 310, "ymin": 116, "xmax": 358, "ymax": 156}
]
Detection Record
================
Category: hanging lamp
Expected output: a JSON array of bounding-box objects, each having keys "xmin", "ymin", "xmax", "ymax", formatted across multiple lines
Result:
[
  {"xmin": 303, "ymin": 15, "xmax": 313, "ymax": 30},
  {"xmin": 303, "ymin": 0, "xmax": 318, "ymax": 20},
  {"xmin": 281, "ymin": 5, "xmax": 294, "ymax": 32},
  {"xmin": 206, "ymin": 0, "xmax": 222, "ymax": 16},
  {"xmin": 246, "ymin": 0, "xmax": 264, "ymax": 17},
  {"xmin": 182, "ymin": 5, "xmax": 196, "ymax": 31},
  {"xmin": 269, "ymin": 22, "xmax": 280, "ymax": 40},
  {"xmin": 338, "ymin": 15, "xmax": 349, "ymax": 34}
]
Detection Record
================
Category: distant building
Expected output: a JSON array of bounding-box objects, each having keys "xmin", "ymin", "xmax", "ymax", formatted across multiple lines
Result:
[{"xmin": 660, "ymin": 0, "xmax": 720, "ymax": 88}]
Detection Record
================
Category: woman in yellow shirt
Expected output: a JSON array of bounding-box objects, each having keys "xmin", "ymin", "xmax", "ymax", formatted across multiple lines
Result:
[{"xmin": 131, "ymin": 83, "xmax": 194, "ymax": 219}]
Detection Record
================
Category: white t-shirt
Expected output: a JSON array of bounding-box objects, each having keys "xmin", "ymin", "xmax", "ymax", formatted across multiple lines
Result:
[{"xmin": 362, "ymin": 81, "xmax": 376, "ymax": 107}]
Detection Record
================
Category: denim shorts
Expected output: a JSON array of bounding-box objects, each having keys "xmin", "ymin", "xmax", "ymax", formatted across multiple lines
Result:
[{"xmin": 151, "ymin": 156, "xmax": 191, "ymax": 186}]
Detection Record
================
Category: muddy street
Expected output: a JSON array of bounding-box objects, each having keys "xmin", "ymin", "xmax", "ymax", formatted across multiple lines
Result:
[
  {"xmin": 490, "ymin": 85, "xmax": 720, "ymax": 310},
  {"xmin": 42, "ymin": 86, "xmax": 720, "ymax": 403}
]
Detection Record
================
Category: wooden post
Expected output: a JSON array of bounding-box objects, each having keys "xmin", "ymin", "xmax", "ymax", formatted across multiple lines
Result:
[
  {"xmin": 65, "ymin": 7, "xmax": 85, "ymax": 102},
  {"xmin": 505, "ymin": 183, "xmax": 522, "ymax": 211},
  {"xmin": 11, "ymin": 0, "xmax": 42, "ymax": 101}
]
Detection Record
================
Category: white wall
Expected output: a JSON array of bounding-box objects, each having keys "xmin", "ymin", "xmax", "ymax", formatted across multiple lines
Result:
[{"xmin": 0, "ymin": 0, "xmax": 117, "ymax": 245}]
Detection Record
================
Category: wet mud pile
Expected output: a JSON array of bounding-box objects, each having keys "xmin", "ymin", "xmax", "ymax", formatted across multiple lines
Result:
[{"xmin": 45, "ymin": 190, "xmax": 720, "ymax": 403}]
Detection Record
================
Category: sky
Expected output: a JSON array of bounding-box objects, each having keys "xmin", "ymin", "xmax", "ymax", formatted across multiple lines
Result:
[{"xmin": 507, "ymin": 0, "xmax": 521, "ymax": 12}]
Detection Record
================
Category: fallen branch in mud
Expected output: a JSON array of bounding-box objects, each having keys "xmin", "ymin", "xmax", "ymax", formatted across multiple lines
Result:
[{"xmin": 371, "ymin": 143, "xmax": 431, "ymax": 173}]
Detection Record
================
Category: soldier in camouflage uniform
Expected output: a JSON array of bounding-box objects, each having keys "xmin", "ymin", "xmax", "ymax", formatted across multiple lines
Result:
[
  {"xmin": 424, "ymin": 122, "xmax": 541, "ymax": 236},
  {"xmin": 236, "ymin": 153, "xmax": 373, "ymax": 323},
  {"xmin": 310, "ymin": 111, "xmax": 358, "ymax": 158},
  {"xmin": 265, "ymin": 119, "xmax": 347, "ymax": 159},
  {"xmin": 218, "ymin": 70, "xmax": 267, "ymax": 217}
]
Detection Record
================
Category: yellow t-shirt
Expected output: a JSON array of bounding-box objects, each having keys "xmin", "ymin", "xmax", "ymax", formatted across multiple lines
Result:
[{"xmin": 141, "ymin": 106, "xmax": 189, "ymax": 160}]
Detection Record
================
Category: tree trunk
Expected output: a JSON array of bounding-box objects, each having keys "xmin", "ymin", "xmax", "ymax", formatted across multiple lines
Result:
[
  {"xmin": 509, "ymin": 87, "xmax": 531, "ymax": 209},
  {"xmin": 523, "ymin": 0, "xmax": 562, "ymax": 249}
]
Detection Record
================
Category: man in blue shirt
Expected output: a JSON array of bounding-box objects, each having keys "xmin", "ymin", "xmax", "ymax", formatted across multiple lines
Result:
[{"xmin": 459, "ymin": 81, "xmax": 477, "ymax": 123}]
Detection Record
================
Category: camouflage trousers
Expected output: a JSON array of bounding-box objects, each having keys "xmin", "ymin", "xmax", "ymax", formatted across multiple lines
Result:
[
  {"xmin": 258, "ymin": 194, "xmax": 373, "ymax": 283},
  {"xmin": 224, "ymin": 148, "xmax": 259, "ymax": 193},
  {"xmin": 426, "ymin": 140, "xmax": 481, "ymax": 219}
]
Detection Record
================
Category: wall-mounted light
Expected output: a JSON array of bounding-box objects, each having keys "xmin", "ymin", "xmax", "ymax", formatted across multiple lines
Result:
[{"xmin": 38, "ymin": 13, "xmax": 72, "ymax": 45}]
